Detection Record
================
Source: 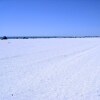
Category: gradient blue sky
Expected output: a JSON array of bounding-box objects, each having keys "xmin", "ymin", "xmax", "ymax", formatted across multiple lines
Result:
[{"xmin": 0, "ymin": 0, "xmax": 100, "ymax": 36}]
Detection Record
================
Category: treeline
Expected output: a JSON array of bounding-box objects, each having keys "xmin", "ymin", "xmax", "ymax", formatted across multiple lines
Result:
[{"xmin": 0, "ymin": 36, "xmax": 100, "ymax": 40}]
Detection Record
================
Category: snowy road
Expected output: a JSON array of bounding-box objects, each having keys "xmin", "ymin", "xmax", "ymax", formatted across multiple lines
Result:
[{"xmin": 0, "ymin": 38, "xmax": 100, "ymax": 100}]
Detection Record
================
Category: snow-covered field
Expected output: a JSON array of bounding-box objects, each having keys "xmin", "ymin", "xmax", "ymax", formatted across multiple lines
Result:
[{"xmin": 0, "ymin": 38, "xmax": 100, "ymax": 100}]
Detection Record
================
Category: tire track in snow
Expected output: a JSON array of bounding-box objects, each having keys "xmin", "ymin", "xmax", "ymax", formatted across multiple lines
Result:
[{"xmin": 36, "ymin": 44, "xmax": 100, "ymax": 99}]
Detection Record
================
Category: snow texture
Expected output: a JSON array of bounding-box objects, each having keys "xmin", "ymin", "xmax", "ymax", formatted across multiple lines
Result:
[{"xmin": 0, "ymin": 38, "xmax": 100, "ymax": 100}]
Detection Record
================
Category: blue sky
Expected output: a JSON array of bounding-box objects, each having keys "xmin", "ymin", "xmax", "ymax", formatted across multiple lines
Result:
[{"xmin": 0, "ymin": 0, "xmax": 100, "ymax": 36}]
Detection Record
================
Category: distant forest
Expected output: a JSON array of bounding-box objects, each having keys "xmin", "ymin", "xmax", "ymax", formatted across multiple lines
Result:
[{"xmin": 0, "ymin": 36, "xmax": 100, "ymax": 40}]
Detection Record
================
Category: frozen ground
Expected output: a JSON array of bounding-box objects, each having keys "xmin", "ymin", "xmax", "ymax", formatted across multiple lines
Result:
[{"xmin": 0, "ymin": 38, "xmax": 100, "ymax": 100}]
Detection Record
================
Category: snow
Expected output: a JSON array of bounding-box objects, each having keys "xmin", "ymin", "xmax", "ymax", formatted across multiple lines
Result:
[{"xmin": 0, "ymin": 38, "xmax": 100, "ymax": 100}]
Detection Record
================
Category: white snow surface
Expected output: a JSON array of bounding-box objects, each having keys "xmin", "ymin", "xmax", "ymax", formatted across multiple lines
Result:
[{"xmin": 0, "ymin": 38, "xmax": 100, "ymax": 100}]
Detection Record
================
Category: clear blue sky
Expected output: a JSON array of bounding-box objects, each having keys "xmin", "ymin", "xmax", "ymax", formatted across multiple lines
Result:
[{"xmin": 0, "ymin": 0, "xmax": 100, "ymax": 36}]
